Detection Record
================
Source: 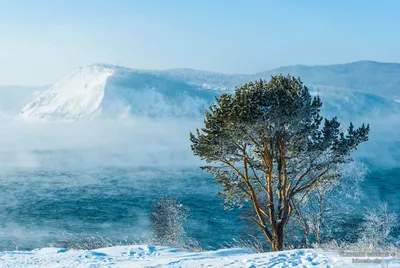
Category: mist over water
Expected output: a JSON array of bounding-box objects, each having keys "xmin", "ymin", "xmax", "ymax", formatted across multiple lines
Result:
[
  {"xmin": 0, "ymin": 117, "xmax": 246, "ymax": 250},
  {"xmin": 0, "ymin": 118, "xmax": 201, "ymax": 170},
  {"xmin": 0, "ymin": 114, "xmax": 398, "ymax": 250}
]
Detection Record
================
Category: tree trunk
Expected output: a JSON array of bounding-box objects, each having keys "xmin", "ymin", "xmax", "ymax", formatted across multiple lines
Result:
[{"xmin": 271, "ymin": 225, "xmax": 284, "ymax": 251}]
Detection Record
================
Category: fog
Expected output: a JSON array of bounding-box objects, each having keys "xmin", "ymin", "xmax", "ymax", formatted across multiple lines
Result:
[
  {"xmin": 345, "ymin": 115, "xmax": 400, "ymax": 169},
  {"xmin": 0, "ymin": 117, "xmax": 203, "ymax": 172}
]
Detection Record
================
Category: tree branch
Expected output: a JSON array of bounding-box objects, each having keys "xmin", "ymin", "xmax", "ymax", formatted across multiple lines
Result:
[
  {"xmin": 290, "ymin": 167, "xmax": 312, "ymax": 196},
  {"xmin": 251, "ymin": 217, "xmax": 273, "ymax": 243},
  {"xmin": 291, "ymin": 169, "xmax": 329, "ymax": 197}
]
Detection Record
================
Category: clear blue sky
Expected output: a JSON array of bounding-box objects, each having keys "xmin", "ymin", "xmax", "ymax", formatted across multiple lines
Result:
[{"xmin": 1, "ymin": 0, "xmax": 400, "ymax": 85}]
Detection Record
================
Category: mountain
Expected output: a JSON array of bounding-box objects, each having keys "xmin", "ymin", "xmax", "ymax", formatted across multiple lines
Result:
[
  {"xmin": 256, "ymin": 61, "xmax": 400, "ymax": 100},
  {"xmin": 20, "ymin": 64, "xmax": 217, "ymax": 120},
  {"xmin": 19, "ymin": 61, "xmax": 400, "ymax": 122},
  {"xmin": 151, "ymin": 61, "xmax": 400, "ymax": 101},
  {"xmin": 148, "ymin": 68, "xmax": 248, "ymax": 91},
  {"xmin": 308, "ymin": 85, "xmax": 400, "ymax": 122}
]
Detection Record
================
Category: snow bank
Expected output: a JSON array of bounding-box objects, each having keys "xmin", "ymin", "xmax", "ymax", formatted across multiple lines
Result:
[{"xmin": 1, "ymin": 245, "xmax": 398, "ymax": 267}]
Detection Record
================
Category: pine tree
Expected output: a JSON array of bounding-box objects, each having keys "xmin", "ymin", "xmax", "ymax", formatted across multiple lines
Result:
[{"xmin": 190, "ymin": 75, "xmax": 369, "ymax": 251}]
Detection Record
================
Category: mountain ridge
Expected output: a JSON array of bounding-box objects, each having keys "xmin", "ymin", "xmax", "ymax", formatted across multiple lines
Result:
[
  {"xmin": 0, "ymin": 60, "xmax": 393, "ymax": 120},
  {"xmin": 155, "ymin": 60, "xmax": 400, "ymax": 99},
  {"xmin": 20, "ymin": 64, "xmax": 218, "ymax": 120}
]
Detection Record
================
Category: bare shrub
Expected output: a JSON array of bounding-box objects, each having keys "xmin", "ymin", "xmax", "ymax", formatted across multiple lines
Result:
[
  {"xmin": 287, "ymin": 161, "xmax": 367, "ymax": 249},
  {"xmin": 320, "ymin": 202, "xmax": 400, "ymax": 256},
  {"xmin": 151, "ymin": 196, "xmax": 202, "ymax": 251},
  {"xmin": 357, "ymin": 202, "xmax": 399, "ymax": 251}
]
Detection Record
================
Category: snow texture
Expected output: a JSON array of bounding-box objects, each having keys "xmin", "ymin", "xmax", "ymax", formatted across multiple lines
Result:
[
  {"xmin": 20, "ymin": 65, "xmax": 114, "ymax": 120},
  {"xmin": 1, "ymin": 245, "xmax": 399, "ymax": 267},
  {"xmin": 19, "ymin": 64, "xmax": 217, "ymax": 120}
]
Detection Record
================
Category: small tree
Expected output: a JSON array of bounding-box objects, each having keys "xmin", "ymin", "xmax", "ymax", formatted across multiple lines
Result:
[
  {"xmin": 290, "ymin": 162, "xmax": 368, "ymax": 248},
  {"xmin": 321, "ymin": 202, "xmax": 400, "ymax": 257},
  {"xmin": 151, "ymin": 197, "xmax": 189, "ymax": 247},
  {"xmin": 190, "ymin": 75, "xmax": 369, "ymax": 251},
  {"xmin": 358, "ymin": 202, "xmax": 399, "ymax": 250}
]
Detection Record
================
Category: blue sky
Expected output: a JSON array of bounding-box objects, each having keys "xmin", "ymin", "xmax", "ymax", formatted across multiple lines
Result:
[{"xmin": 1, "ymin": 0, "xmax": 400, "ymax": 85}]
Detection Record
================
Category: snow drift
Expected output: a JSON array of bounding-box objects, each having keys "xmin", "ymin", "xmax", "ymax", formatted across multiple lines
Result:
[{"xmin": 1, "ymin": 245, "xmax": 398, "ymax": 267}]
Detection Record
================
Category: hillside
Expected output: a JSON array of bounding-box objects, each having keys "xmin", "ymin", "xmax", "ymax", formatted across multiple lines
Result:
[
  {"xmin": 151, "ymin": 61, "xmax": 400, "ymax": 101},
  {"xmin": 257, "ymin": 61, "xmax": 400, "ymax": 100},
  {"xmin": 20, "ymin": 64, "xmax": 217, "ymax": 120},
  {"xmin": 18, "ymin": 61, "xmax": 400, "ymax": 121}
]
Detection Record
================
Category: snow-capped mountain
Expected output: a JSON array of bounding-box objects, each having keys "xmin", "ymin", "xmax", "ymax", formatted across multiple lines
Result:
[
  {"xmin": 20, "ymin": 64, "xmax": 217, "ymax": 120},
  {"xmin": 21, "ymin": 65, "xmax": 114, "ymax": 119},
  {"xmin": 18, "ymin": 61, "xmax": 400, "ymax": 121}
]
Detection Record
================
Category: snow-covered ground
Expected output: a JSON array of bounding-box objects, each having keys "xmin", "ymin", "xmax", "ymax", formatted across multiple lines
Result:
[{"xmin": 0, "ymin": 245, "xmax": 399, "ymax": 267}]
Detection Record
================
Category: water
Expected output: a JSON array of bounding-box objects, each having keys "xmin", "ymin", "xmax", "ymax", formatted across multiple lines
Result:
[
  {"xmin": 0, "ymin": 165, "xmax": 398, "ymax": 251},
  {"xmin": 360, "ymin": 167, "xmax": 400, "ymax": 213},
  {"xmin": 0, "ymin": 167, "xmax": 243, "ymax": 251}
]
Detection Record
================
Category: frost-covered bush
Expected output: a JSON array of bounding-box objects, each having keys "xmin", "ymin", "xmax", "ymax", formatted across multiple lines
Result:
[
  {"xmin": 289, "ymin": 161, "xmax": 368, "ymax": 248},
  {"xmin": 151, "ymin": 197, "xmax": 188, "ymax": 246},
  {"xmin": 151, "ymin": 197, "xmax": 201, "ymax": 251},
  {"xmin": 320, "ymin": 202, "xmax": 400, "ymax": 255},
  {"xmin": 357, "ymin": 202, "xmax": 399, "ymax": 250}
]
